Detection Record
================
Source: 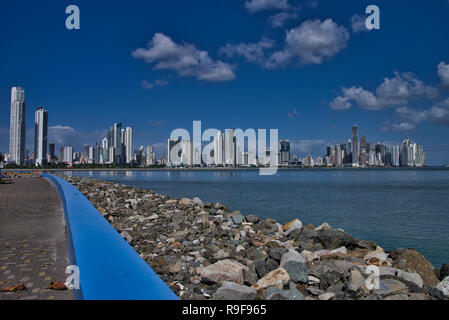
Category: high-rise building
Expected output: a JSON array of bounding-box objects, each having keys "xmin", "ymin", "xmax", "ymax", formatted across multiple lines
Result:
[
  {"xmin": 9, "ymin": 87, "xmax": 26, "ymax": 165},
  {"xmin": 167, "ymin": 138, "xmax": 181, "ymax": 166},
  {"xmin": 392, "ymin": 145, "xmax": 400, "ymax": 167},
  {"xmin": 225, "ymin": 129, "xmax": 235, "ymax": 166},
  {"xmin": 214, "ymin": 131, "xmax": 224, "ymax": 166},
  {"xmin": 63, "ymin": 146, "xmax": 73, "ymax": 164},
  {"xmin": 146, "ymin": 145, "xmax": 154, "ymax": 166},
  {"xmin": 335, "ymin": 144, "xmax": 342, "ymax": 166},
  {"xmin": 280, "ymin": 140, "xmax": 290, "ymax": 165},
  {"xmin": 352, "ymin": 125, "xmax": 359, "ymax": 166},
  {"xmin": 125, "ymin": 127, "xmax": 133, "ymax": 164},
  {"xmin": 181, "ymin": 140, "xmax": 193, "ymax": 166},
  {"xmin": 48, "ymin": 142, "xmax": 55, "ymax": 161},
  {"xmin": 113, "ymin": 123, "xmax": 123, "ymax": 164},
  {"xmin": 34, "ymin": 107, "xmax": 48, "ymax": 166}
]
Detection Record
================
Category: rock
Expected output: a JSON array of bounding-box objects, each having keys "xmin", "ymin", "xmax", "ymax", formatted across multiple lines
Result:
[
  {"xmin": 308, "ymin": 260, "xmax": 348, "ymax": 290},
  {"xmin": 283, "ymin": 261, "xmax": 308, "ymax": 284},
  {"xmin": 374, "ymin": 279, "xmax": 408, "ymax": 297},
  {"xmin": 179, "ymin": 198, "xmax": 193, "ymax": 206},
  {"xmin": 213, "ymin": 282, "xmax": 257, "ymax": 300},
  {"xmin": 268, "ymin": 248, "xmax": 287, "ymax": 262},
  {"xmin": 266, "ymin": 286, "xmax": 304, "ymax": 300},
  {"xmin": 192, "ymin": 197, "xmax": 204, "ymax": 207},
  {"xmin": 409, "ymin": 293, "xmax": 430, "ymax": 300},
  {"xmin": 120, "ymin": 231, "xmax": 133, "ymax": 243},
  {"xmin": 245, "ymin": 215, "xmax": 259, "ymax": 224},
  {"xmin": 315, "ymin": 222, "xmax": 332, "ymax": 231},
  {"xmin": 214, "ymin": 249, "xmax": 230, "ymax": 260},
  {"xmin": 287, "ymin": 228, "xmax": 302, "ymax": 241},
  {"xmin": 384, "ymin": 294, "xmax": 409, "ymax": 300},
  {"xmin": 282, "ymin": 219, "xmax": 303, "ymax": 236},
  {"xmin": 379, "ymin": 267, "xmax": 424, "ymax": 288},
  {"xmin": 364, "ymin": 246, "xmax": 390, "ymax": 267},
  {"xmin": 236, "ymin": 245, "xmax": 245, "ymax": 253},
  {"xmin": 440, "ymin": 263, "xmax": 449, "ymax": 281},
  {"xmin": 330, "ymin": 246, "xmax": 347, "ymax": 255},
  {"xmin": 201, "ymin": 259, "xmax": 248, "ymax": 285},
  {"xmin": 254, "ymin": 259, "xmax": 277, "ymax": 278},
  {"xmin": 347, "ymin": 269, "xmax": 368, "ymax": 294},
  {"xmin": 280, "ymin": 249, "xmax": 306, "ymax": 267},
  {"xmin": 437, "ymin": 276, "xmax": 449, "ymax": 298},
  {"xmin": 307, "ymin": 287, "xmax": 324, "ymax": 296},
  {"xmin": 318, "ymin": 292, "xmax": 336, "ymax": 300},
  {"xmin": 313, "ymin": 229, "xmax": 356, "ymax": 250},
  {"xmin": 254, "ymin": 268, "xmax": 290, "ymax": 290},
  {"xmin": 300, "ymin": 250, "xmax": 319, "ymax": 263},
  {"xmin": 242, "ymin": 268, "xmax": 258, "ymax": 286},
  {"xmin": 393, "ymin": 249, "xmax": 439, "ymax": 287},
  {"xmin": 307, "ymin": 276, "xmax": 320, "ymax": 286},
  {"xmin": 231, "ymin": 215, "xmax": 245, "ymax": 225}
]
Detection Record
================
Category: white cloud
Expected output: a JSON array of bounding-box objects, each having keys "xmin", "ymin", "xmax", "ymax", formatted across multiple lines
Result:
[
  {"xmin": 388, "ymin": 98, "xmax": 449, "ymax": 130},
  {"xmin": 245, "ymin": 0, "xmax": 291, "ymax": 13},
  {"xmin": 268, "ymin": 12, "xmax": 298, "ymax": 28},
  {"xmin": 330, "ymin": 72, "xmax": 438, "ymax": 111},
  {"xmin": 392, "ymin": 122, "xmax": 416, "ymax": 132},
  {"xmin": 438, "ymin": 61, "xmax": 449, "ymax": 87},
  {"xmin": 219, "ymin": 37, "xmax": 276, "ymax": 64},
  {"xmin": 266, "ymin": 19, "xmax": 350, "ymax": 68},
  {"xmin": 287, "ymin": 108, "xmax": 299, "ymax": 118},
  {"xmin": 47, "ymin": 126, "xmax": 108, "ymax": 150},
  {"xmin": 132, "ymin": 33, "xmax": 236, "ymax": 82},
  {"xmin": 221, "ymin": 19, "xmax": 349, "ymax": 69},
  {"xmin": 350, "ymin": 14, "xmax": 369, "ymax": 33},
  {"xmin": 141, "ymin": 79, "xmax": 168, "ymax": 90}
]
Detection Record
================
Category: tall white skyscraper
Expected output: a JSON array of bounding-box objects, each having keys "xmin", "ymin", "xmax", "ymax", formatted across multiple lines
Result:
[
  {"xmin": 225, "ymin": 129, "xmax": 235, "ymax": 166},
  {"xmin": 181, "ymin": 140, "xmax": 193, "ymax": 166},
  {"xmin": 146, "ymin": 145, "xmax": 154, "ymax": 166},
  {"xmin": 34, "ymin": 107, "xmax": 48, "ymax": 166},
  {"xmin": 9, "ymin": 87, "xmax": 26, "ymax": 165},
  {"xmin": 63, "ymin": 146, "xmax": 73, "ymax": 164},
  {"xmin": 214, "ymin": 131, "xmax": 224, "ymax": 165},
  {"xmin": 392, "ymin": 145, "xmax": 400, "ymax": 167},
  {"xmin": 125, "ymin": 127, "xmax": 133, "ymax": 164}
]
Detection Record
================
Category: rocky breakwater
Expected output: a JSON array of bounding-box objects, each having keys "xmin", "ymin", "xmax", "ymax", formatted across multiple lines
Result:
[{"xmin": 60, "ymin": 175, "xmax": 449, "ymax": 301}]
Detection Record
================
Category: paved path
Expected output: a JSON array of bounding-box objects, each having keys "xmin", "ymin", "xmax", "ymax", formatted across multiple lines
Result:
[{"xmin": 0, "ymin": 177, "xmax": 72, "ymax": 300}]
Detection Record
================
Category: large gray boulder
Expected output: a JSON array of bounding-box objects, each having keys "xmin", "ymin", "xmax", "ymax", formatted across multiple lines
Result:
[{"xmin": 213, "ymin": 282, "xmax": 257, "ymax": 300}]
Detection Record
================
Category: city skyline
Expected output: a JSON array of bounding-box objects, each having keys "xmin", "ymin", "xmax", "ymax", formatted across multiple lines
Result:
[
  {"xmin": 3, "ymin": 87, "xmax": 428, "ymax": 169},
  {"xmin": 1, "ymin": 1, "xmax": 449, "ymax": 165}
]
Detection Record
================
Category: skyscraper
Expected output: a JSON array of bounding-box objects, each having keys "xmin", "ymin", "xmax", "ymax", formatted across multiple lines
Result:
[
  {"xmin": 352, "ymin": 125, "xmax": 359, "ymax": 166},
  {"xmin": 9, "ymin": 87, "xmax": 26, "ymax": 165},
  {"xmin": 167, "ymin": 138, "xmax": 181, "ymax": 166},
  {"xmin": 280, "ymin": 140, "xmax": 291, "ymax": 165},
  {"xmin": 225, "ymin": 129, "xmax": 235, "ymax": 166},
  {"xmin": 125, "ymin": 127, "xmax": 133, "ymax": 164},
  {"xmin": 34, "ymin": 107, "xmax": 48, "ymax": 166},
  {"xmin": 392, "ymin": 145, "xmax": 400, "ymax": 167},
  {"xmin": 214, "ymin": 131, "xmax": 224, "ymax": 166},
  {"xmin": 48, "ymin": 142, "xmax": 55, "ymax": 161}
]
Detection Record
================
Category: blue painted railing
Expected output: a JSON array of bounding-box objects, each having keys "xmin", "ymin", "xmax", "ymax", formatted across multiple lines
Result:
[{"xmin": 43, "ymin": 174, "xmax": 179, "ymax": 300}]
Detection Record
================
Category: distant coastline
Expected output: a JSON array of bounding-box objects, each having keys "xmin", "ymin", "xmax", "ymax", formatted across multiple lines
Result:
[{"xmin": 2, "ymin": 166, "xmax": 448, "ymax": 173}]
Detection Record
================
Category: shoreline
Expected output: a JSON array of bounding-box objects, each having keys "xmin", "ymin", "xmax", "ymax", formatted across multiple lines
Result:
[
  {"xmin": 1, "ymin": 166, "xmax": 448, "ymax": 173},
  {"xmin": 57, "ymin": 174, "xmax": 449, "ymax": 300}
]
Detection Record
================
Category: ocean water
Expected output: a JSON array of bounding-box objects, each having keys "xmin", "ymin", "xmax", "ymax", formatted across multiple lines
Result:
[{"xmin": 60, "ymin": 168, "xmax": 449, "ymax": 267}]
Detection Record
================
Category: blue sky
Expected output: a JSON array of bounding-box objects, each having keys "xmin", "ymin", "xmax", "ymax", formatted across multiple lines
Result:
[{"xmin": 1, "ymin": 0, "xmax": 449, "ymax": 164}]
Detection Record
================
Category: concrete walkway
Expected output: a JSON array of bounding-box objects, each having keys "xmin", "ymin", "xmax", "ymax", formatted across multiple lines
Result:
[{"xmin": 0, "ymin": 177, "xmax": 72, "ymax": 300}]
